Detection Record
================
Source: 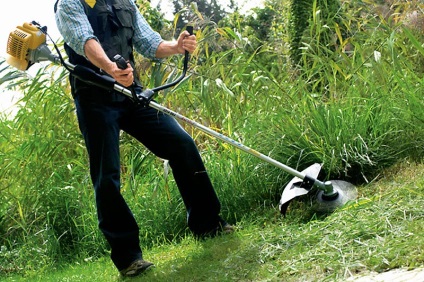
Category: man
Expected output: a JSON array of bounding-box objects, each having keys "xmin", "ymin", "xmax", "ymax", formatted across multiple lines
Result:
[{"xmin": 55, "ymin": 0, "xmax": 234, "ymax": 277}]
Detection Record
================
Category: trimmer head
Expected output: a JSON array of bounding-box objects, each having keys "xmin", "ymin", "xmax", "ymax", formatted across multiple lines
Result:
[
  {"xmin": 279, "ymin": 164, "xmax": 358, "ymax": 215},
  {"xmin": 313, "ymin": 180, "xmax": 358, "ymax": 213}
]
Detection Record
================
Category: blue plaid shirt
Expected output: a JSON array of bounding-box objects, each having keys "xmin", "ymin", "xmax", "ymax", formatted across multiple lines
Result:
[{"xmin": 55, "ymin": 0, "xmax": 163, "ymax": 59}]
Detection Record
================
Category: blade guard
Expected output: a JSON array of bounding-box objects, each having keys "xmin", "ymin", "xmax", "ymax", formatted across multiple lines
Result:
[{"xmin": 279, "ymin": 163, "xmax": 322, "ymax": 216}]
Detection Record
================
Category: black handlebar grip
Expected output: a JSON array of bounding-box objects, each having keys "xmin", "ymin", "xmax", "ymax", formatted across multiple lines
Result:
[
  {"xmin": 184, "ymin": 26, "xmax": 194, "ymax": 59},
  {"xmin": 186, "ymin": 25, "xmax": 193, "ymax": 35},
  {"xmin": 113, "ymin": 54, "xmax": 128, "ymax": 70}
]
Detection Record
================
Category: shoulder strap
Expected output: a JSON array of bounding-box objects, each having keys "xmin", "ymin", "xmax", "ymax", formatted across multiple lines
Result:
[{"xmin": 54, "ymin": 0, "xmax": 59, "ymax": 12}]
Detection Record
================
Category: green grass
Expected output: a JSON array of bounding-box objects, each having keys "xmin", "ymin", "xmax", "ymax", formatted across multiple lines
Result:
[{"xmin": 3, "ymin": 160, "xmax": 423, "ymax": 282}]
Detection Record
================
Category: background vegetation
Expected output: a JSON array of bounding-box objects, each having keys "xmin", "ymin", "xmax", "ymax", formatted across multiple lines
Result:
[{"xmin": 1, "ymin": 0, "xmax": 424, "ymax": 279}]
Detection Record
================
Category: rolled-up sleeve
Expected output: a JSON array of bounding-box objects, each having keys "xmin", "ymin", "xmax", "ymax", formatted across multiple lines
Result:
[
  {"xmin": 130, "ymin": 1, "xmax": 163, "ymax": 59},
  {"xmin": 55, "ymin": 0, "xmax": 98, "ymax": 57}
]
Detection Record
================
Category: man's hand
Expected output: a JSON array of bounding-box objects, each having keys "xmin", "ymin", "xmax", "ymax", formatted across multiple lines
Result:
[
  {"xmin": 155, "ymin": 30, "xmax": 197, "ymax": 58},
  {"xmin": 104, "ymin": 61, "xmax": 134, "ymax": 87},
  {"xmin": 176, "ymin": 30, "xmax": 197, "ymax": 54},
  {"xmin": 84, "ymin": 39, "xmax": 134, "ymax": 87}
]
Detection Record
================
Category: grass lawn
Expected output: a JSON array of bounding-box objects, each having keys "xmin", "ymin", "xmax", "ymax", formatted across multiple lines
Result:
[{"xmin": 3, "ymin": 160, "xmax": 424, "ymax": 282}]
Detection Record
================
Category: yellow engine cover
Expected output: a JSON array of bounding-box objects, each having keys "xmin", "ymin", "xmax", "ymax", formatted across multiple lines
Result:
[{"xmin": 6, "ymin": 22, "xmax": 46, "ymax": 70}]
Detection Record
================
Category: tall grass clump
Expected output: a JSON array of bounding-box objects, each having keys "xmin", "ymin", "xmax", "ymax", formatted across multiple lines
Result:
[
  {"xmin": 251, "ymin": 0, "xmax": 424, "ymax": 184},
  {"xmin": 0, "ymin": 64, "xmax": 106, "ymax": 274}
]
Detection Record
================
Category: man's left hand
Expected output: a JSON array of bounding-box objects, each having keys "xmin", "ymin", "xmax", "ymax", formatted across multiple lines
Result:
[{"xmin": 177, "ymin": 30, "xmax": 197, "ymax": 54}]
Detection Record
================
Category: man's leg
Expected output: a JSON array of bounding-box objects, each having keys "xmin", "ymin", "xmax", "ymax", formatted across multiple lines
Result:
[
  {"xmin": 122, "ymin": 105, "xmax": 223, "ymax": 235},
  {"xmin": 74, "ymin": 93, "xmax": 142, "ymax": 270}
]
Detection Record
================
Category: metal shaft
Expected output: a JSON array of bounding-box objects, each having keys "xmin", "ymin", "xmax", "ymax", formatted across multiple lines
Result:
[
  {"xmin": 150, "ymin": 100, "xmax": 305, "ymax": 179},
  {"xmin": 149, "ymin": 101, "xmax": 335, "ymax": 192},
  {"xmin": 114, "ymin": 82, "xmax": 332, "ymax": 189}
]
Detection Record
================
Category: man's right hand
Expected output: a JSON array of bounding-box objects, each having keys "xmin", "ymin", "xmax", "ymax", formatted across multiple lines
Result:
[
  {"xmin": 105, "ymin": 61, "xmax": 134, "ymax": 87},
  {"xmin": 84, "ymin": 39, "xmax": 134, "ymax": 87}
]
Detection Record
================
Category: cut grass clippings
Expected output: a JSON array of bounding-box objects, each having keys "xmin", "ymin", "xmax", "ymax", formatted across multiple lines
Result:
[{"xmin": 3, "ymin": 160, "xmax": 424, "ymax": 282}]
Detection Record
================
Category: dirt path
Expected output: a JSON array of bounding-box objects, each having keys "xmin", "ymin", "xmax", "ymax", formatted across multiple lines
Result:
[{"xmin": 347, "ymin": 268, "xmax": 424, "ymax": 282}]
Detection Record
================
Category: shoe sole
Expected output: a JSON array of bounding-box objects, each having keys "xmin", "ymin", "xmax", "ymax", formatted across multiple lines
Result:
[{"xmin": 120, "ymin": 261, "xmax": 154, "ymax": 277}]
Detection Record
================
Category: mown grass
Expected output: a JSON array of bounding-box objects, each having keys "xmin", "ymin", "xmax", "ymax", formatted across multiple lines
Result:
[{"xmin": 2, "ymin": 160, "xmax": 423, "ymax": 282}]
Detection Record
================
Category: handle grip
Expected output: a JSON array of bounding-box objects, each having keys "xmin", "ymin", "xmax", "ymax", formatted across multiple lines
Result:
[
  {"xmin": 113, "ymin": 54, "xmax": 128, "ymax": 70},
  {"xmin": 185, "ymin": 26, "xmax": 194, "ymax": 58},
  {"xmin": 186, "ymin": 25, "xmax": 194, "ymax": 36}
]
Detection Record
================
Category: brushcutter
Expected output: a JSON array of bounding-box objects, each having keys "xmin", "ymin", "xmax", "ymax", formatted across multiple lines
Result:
[{"xmin": 5, "ymin": 21, "xmax": 357, "ymax": 215}]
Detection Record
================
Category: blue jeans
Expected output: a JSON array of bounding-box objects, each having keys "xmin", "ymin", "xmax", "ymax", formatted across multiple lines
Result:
[{"xmin": 74, "ymin": 89, "xmax": 221, "ymax": 270}]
